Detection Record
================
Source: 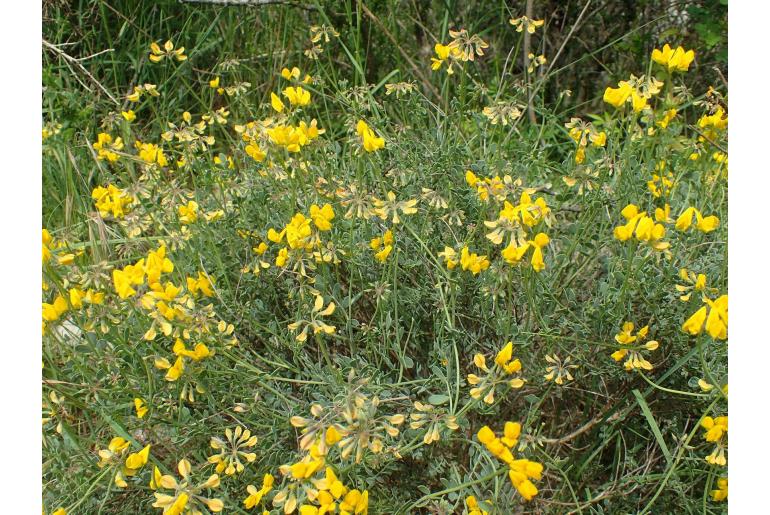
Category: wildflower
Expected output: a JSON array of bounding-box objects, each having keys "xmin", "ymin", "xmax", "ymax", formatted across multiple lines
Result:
[
  {"xmin": 647, "ymin": 163, "xmax": 674, "ymax": 198},
  {"xmin": 92, "ymin": 184, "xmax": 133, "ymax": 218},
  {"xmin": 439, "ymin": 246, "xmax": 489, "ymax": 275},
  {"xmin": 509, "ymin": 16, "xmax": 544, "ymax": 33},
  {"xmin": 701, "ymin": 416, "xmax": 728, "ymax": 466},
  {"xmin": 271, "ymin": 92, "xmax": 285, "ymax": 113},
  {"xmin": 310, "ymin": 24, "xmax": 340, "ymax": 43},
  {"xmin": 93, "ymin": 133, "xmax": 124, "ymax": 162},
  {"xmin": 468, "ymin": 342, "xmax": 525, "ymax": 404},
  {"xmin": 710, "ymin": 478, "xmax": 728, "ymax": 501},
  {"xmin": 613, "ymin": 204, "xmax": 670, "ymax": 252},
  {"xmin": 603, "ymin": 81, "xmax": 632, "ymax": 108},
  {"xmin": 543, "ymin": 354, "xmax": 578, "ymax": 384},
  {"xmin": 134, "ymin": 398, "xmax": 148, "ymax": 418},
  {"xmin": 208, "ymin": 426, "xmax": 258, "ymax": 475},
  {"xmin": 282, "ymin": 86, "xmax": 311, "ymax": 106},
  {"xmin": 430, "ymin": 43, "xmax": 460, "ymax": 74},
  {"xmin": 149, "ymin": 40, "xmax": 187, "ymax": 62},
  {"xmin": 244, "ymin": 473, "xmax": 274, "ymax": 509},
  {"xmin": 187, "ymin": 272, "xmax": 215, "ymax": 297},
  {"xmin": 604, "ymin": 75, "xmax": 662, "ymax": 112},
  {"xmin": 309, "ymin": 203, "xmax": 335, "ymax": 231},
  {"xmin": 151, "ymin": 459, "xmax": 223, "ymax": 513},
  {"xmin": 657, "ymin": 108, "xmax": 677, "ymax": 128},
  {"xmin": 651, "ymin": 44, "xmax": 695, "ymax": 72},
  {"xmin": 477, "ymin": 422, "xmax": 543, "ymax": 501},
  {"xmin": 409, "ymin": 400, "xmax": 459, "ymax": 444},
  {"xmin": 112, "ymin": 258, "xmax": 146, "ymax": 299},
  {"xmin": 675, "ymin": 268, "xmax": 714, "ymax": 301},
  {"xmin": 682, "ymin": 294, "xmax": 728, "ymax": 340},
  {"xmin": 482, "ymin": 102, "xmax": 523, "ymax": 125},
  {"xmin": 281, "ymin": 66, "xmax": 301, "ymax": 80},
  {"xmin": 698, "ymin": 107, "xmax": 728, "ymax": 131},
  {"xmin": 97, "ymin": 436, "xmax": 151, "ymax": 488},
  {"xmin": 121, "ymin": 110, "xmax": 136, "ymax": 122},
  {"xmin": 674, "ymin": 207, "xmax": 720, "ymax": 233},
  {"xmin": 611, "ymin": 322, "xmax": 659, "ymax": 371},
  {"xmin": 372, "ymin": 191, "xmax": 417, "ymax": 223},
  {"xmin": 563, "ymin": 166, "xmax": 600, "ymax": 195},
  {"xmin": 135, "ymin": 141, "xmax": 168, "ymax": 167},
  {"xmin": 370, "ymin": 229, "xmax": 394, "ymax": 263},
  {"xmin": 288, "ymin": 294, "xmax": 336, "ymax": 342},
  {"xmin": 448, "ymin": 29, "xmax": 489, "ymax": 61},
  {"xmin": 178, "ymin": 201, "xmax": 199, "ymax": 224},
  {"xmin": 356, "ymin": 120, "xmax": 385, "ymax": 152},
  {"xmin": 466, "ymin": 496, "xmax": 489, "ymax": 515},
  {"xmin": 384, "ymin": 81, "xmax": 417, "ymax": 97}
]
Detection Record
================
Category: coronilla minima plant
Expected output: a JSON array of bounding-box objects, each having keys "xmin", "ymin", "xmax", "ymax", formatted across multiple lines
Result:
[{"xmin": 42, "ymin": 2, "xmax": 727, "ymax": 513}]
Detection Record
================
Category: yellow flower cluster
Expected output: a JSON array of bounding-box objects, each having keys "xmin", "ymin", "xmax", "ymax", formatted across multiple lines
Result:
[
  {"xmin": 603, "ymin": 74, "xmax": 663, "ymax": 112},
  {"xmin": 439, "ymin": 245, "xmax": 490, "ymax": 275},
  {"xmin": 149, "ymin": 39, "xmax": 187, "ymax": 62},
  {"xmin": 611, "ymin": 322, "xmax": 659, "ymax": 371},
  {"xmin": 701, "ymin": 416, "xmax": 727, "ymax": 466},
  {"xmin": 369, "ymin": 229, "xmax": 394, "ymax": 263},
  {"xmin": 208, "ymin": 426, "xmax": 258, "ymax": 475},
  {"xmin": 682, "ymin": 294, "xmax": 728, "ymax": 340},
  {"xmin": 272, "ymin": 442, "xmax": 370, "ymax": 514},
  {"xmin": 651, "ymin": 44, "xmax": 695, "ymax": 72},
  {"xmin": 477, "ymin": 422, "xmax": 543, "ymax": 501},
  {"xmin": 151, "ymin": 458, "xmax": 223, "ymax": 513},
  {"xmin": 674, "ymin": 206, "xmax": 719, "ymax": 233},
  {"xmin": 613, "ymin": 204, "xmax": 670, "ymax": 252},
  {"xmin": 97, "ymin": 436, "xmax": 151, "ymax": 488},
  {"xmin": 468, "ymin": 342, "xmax": 525, "ymax": 404},
  {"xmin": 356, "ymin": 120, "xmax": 385, "ymax": 152},
  {"xmin": 92, "ymin": 183, "xmax": 133, "ymax": 218},
  {"xmin": 93, "ymin": 132, "xmax": 124, "ymax": 162}
]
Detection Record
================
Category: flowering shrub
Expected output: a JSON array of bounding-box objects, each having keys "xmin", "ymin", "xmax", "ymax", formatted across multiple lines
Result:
[{"xmin": 42, "ymin": 2, "xmax": 727, "ymax": 513}]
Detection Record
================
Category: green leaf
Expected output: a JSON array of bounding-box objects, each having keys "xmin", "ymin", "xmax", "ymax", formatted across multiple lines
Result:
[{"xmin": 632, "ymin": 389, "xmax": 672, "ymax": 464}]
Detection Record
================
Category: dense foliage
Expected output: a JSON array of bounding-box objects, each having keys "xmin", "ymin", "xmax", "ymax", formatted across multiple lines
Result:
[{"xmin": 42, "ymin": 1, "xmax": 727, "ymax": 513}]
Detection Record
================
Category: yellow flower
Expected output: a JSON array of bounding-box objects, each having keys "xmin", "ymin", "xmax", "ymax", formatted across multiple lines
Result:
[
  {"xmin": 458, "ymin": 246, "xmax": 490, "ymax": 275},
  {"xmin": 682, "ymin": 295, "xmax": 728, "ymax": 340},
  {"xmin": 244, "ymin": 473, "xmax": 274, "ymax": 509},
  {"xmin": 611, "ymin": 322, "xmax": 659, "ymax": 371},
  {"xmin": 178, "ymin": 201, "xmax": 199, "ymax": 224},
  {"xmin": 92, "ymin": 184, "xmax": 133, "ymax": 218},
  {"xmin": 135, "ymin": 141, "xmax": 168, "ymax": 167},
  {"xmin": 701, "ymin": 415, "xmax": 728, "ymax": 466},
  {"xmin": 477, "ymin": 422, "xmax": 543, "ymax": 501},
  {"xmin": 657, "ymin": 108, "xmax": 677, "ymax": 128},
  {"xmin": 710, "ymin": 477, "xmax": 728, "ymax": 501},
  {"xmin": 370, "ymin": 229, "xmax": 394, "ymax": 263},
  {"xmin": 651, "ymin": 44, "xmax": 695, "ymax": 72},
  {"xmin": 282, "ymin": 86, "xmax": 311, "ymax": 106},
  {"xmin": 309, "ymin": 203, "xmax": 335, "ymax": 231},
  {"xmin": 509, "ymin": 16, "xmax": 544, "ymax": 34},
  {"xmin": 603, "ymin": 81, "xmax": 633, "ymax": 108},
  {"xmin": 134, "ymin": 398, "xmax": 148, "ymax": 418},
  {"xmin": 674, "ymin": 207, "xmax": 719, "ymax": 233},
  {"xmin": 465, "ymin": 495, "xmax": 489, "ymax": 515},
  {"xmin": 281, "ymin": 66, "xmax": 301, "ymax": 80},
  {"xmin": 372, "ymin": 191, "xmax": 418, "ymax": 223},
  {"xmin": 612, "ymin": 204, "xmax": 669, "ymax": 252},
  {"xmin": 121, "ymin": 110, "xmax": 136, "ymax": 122},
  {"xmin": 149, "ymin": 40, "xmax": 187, "ymax": 62},
  {"xmin": 93, "ymin": 133, "xmax": 124, "ymax": 162},
  {"xmin": 208, "ymin": 426, "xmax": 258, "ymax": 475},
  {"xmin": 356, "ymin": 120, "xmax": 385, "ymax": 152}
]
